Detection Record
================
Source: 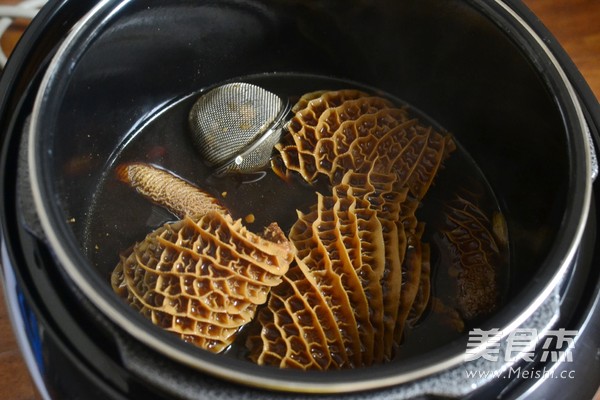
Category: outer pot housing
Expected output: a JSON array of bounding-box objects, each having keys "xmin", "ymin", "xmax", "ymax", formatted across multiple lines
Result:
[{"xmin": 4, "ymin": 0, "xmax": 595, "ymax": 396}]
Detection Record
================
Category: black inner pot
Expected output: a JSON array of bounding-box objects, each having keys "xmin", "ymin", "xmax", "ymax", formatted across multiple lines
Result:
[{"xmin": 28, "ymin": 0, "xmax": 588, "ymax": 393}]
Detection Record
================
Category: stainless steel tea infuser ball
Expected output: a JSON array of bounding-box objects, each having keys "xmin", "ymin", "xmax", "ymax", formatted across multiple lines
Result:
[{"xmin": 189, "ymin": 82, "xmax": 289, "ymax": 175}]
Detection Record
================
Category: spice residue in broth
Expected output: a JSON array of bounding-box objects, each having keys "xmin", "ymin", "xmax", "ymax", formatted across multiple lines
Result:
[{"xmin": 86, "ymin": 73, "xmax": 510, "ymax": 365}]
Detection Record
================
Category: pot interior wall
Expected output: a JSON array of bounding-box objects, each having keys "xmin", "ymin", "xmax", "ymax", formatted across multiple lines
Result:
[{"xmin": 39, "ymin": 0, "xmax": 569, "ymax": 371}]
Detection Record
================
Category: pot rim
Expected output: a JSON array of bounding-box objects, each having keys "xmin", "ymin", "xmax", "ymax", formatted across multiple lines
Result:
[{"xmin": 27, "ymin": 0, "xmax": 593, "ymax": 393}]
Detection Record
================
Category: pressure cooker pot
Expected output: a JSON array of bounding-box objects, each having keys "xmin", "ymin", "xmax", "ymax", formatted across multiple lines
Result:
[{"xmin": 2, "ymin": 0, "xmax": 598, "ymax": 398}]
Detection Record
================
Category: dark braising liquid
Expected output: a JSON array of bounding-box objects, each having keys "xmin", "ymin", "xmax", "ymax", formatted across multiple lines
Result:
[{"xmin": 83, "ymin": 73, "xmax": 509, "ymax": 362}]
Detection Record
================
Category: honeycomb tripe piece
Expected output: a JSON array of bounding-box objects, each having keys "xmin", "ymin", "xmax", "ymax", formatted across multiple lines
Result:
[
  {"xmin": 441, "ymin": 194, "xmax": 502, "ymax": 320},
  {"xmin": 324, "ymin": 108, "xmax": 409, "ymax": 184},
  {"xmin": 337, "ymin": 171, "xmax": 405, "ymax": 360},
  {"xmin": 325, "ymin": 186, "xmax": 387, "ymax": 365},
  {"xmin": 111, "ymin": 211, "xmax": 294, "ymax": 353},
  {"xmin": 277, "ymin": 101, "xmax": 407, "ymax": 183},
  {"xmin": 116, "ymin": 162, "xmax": 226, "ymax": 218},
  {"xmin": 247, "ymin": 261, "xmax": 348, "ymax": 370},
  {"xmin": 283, "ymin": 91, "xmax": 375, "ymax": 154},
  {"xmin": 275, "ymin": 89, "xmax": 456, "ymax": 203},
  {"xmin": 288, "ymin": 89, "xmax": 370, "ymax": 121},
  {"xmin": 275, "ymin": 91, "xmax": 380, "ymax": 181},
  {"xmin": 393, "ymin": 222, "xmax": 426, "ymax": 348},
  {"xmin": 373, "ymin": 124, "xmax": 456, "ymax": 200},
  {"xmin": 291, "ymin": 196, "xmax": 367, "ymax": 367},
  {"xmin": 305, "ymin": 96, "xmax": 396, "ymax": 144},
  {"xmin": 249, "ymin": 188, "xmax": 387, "ymax": 369},
  {"xmin": 408, "ymin": 243, "xmax": 431, "ymax": 326},
  {"xmin": 290, "ymin": 90, "xmax": 329, "ymax": 113},
  {"xmin": 340, "ymin": 169, "xmax": 406, "ymax": 222}
]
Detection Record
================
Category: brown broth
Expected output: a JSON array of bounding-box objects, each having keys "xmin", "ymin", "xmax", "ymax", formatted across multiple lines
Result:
[{"xmin": 83, "ymin": 73, "xmax": 509, "ymax": 362}]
